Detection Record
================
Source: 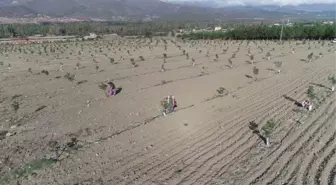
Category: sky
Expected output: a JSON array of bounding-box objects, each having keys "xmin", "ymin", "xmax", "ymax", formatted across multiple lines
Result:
[{"xmin": 164, "ymin": 0, "xmax": 336, "ymax": 6}]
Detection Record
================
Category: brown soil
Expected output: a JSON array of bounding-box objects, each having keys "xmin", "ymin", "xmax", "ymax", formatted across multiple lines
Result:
[{"xmin": 0, "ymin": 39, "xmax": 335, "ymax": 185}]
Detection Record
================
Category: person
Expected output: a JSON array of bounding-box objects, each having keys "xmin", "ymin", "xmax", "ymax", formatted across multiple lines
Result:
[
  {"xmin": 163, "ymin": 94, "xmax": 177, "ymax": 116},
  {"xmin": 106, "ymin": 81, "xmax": 117, "ymax": 97},
  {"xmin": 302, "ymin": 100, "xmax": 313, "ymax": 111},
  {"xmin": 306, "ymin": 100, "xmax": 313, "ymax": 111},
  {"xmin": 172, "ymin": 95, "xmax": 177, "ymax": 110}
]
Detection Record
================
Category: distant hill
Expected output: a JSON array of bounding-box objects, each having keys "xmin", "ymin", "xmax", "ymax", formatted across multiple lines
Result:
[
  {"xmin": 0, "ymin": 5, "xmax": 36, "ymax": 17},
  {"xmin": 0, "ymin": 0, "xmax": 334, "ymax": 21},
  {"xmin": 167, "ymin": 0, "xmax": 336, "ymax": 11}
]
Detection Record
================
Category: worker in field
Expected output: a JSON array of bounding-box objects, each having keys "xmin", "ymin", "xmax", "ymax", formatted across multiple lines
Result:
[
  {"xmin": 162, "ymin": 94, "xmax": 177, "ymax": 116},
  {"xmin": 107, "ymin": 81, "xmax": 117, "ymax": 97}
]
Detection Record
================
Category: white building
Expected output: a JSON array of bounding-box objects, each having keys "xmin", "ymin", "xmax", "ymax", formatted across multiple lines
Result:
[
  {"xmin": 323, "ymin": 21, "xmax": 334, "ymax": 25},
  {"xmin": 214, "ymin": 26, "xmax": 222, "ymax": 31},
  {"xmin": 83, "ymin": 33, "xmax": 97, "ymax": 40}
]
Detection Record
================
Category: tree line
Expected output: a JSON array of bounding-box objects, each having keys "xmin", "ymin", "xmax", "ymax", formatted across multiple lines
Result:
[
  {"xmin": 0, "ymin": 21, "xmax": 334, "ymax": 40},
  {"xmin": 0, "ymin": 20, "xmax": 216, "ymax": 38},
  {"xmin": 182, "ymin": 23, "xmax": 336, "ymax": 40},
  {"xmin": 0, "ymin": 22, "xmax": 167, "ymax": 38}
]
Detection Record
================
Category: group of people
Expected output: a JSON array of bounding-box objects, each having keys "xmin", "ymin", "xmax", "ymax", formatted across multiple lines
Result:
[
  {"xmin": 162, "ymin": 94, "xmax": 177, "ymax": 116},
  {"xmin": 107, "ymin": 80, "xmax": 317, "ymax": 116},
  {"xmin": 105, "ymin": 81, "xmax": 177, "ymax": 116},
  {"xmin": 302, "ymin": 100, "xmax": 313, "ymax": 111}
]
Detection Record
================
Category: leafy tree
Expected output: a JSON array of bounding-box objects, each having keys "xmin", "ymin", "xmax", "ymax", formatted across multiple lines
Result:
[
  {"xmin": 328, "ymin": 76, "xmax": 336, "ymax": 92},
  {"xmin": 307, "ymin": 52, "xmax": 314, "ymax": 62},
  {"xmin": 253, "ymin": 66, "xmax": 259, "ymax": 80},
  {"xmin": 274, "ymin": 61, "xmax": 282, "ymax": 73},
  {"xmin": 307, "ymin": 86, "xmax": 316, "ymax": 100},
  {"xmin": 262, "ymin": 119, "xmax": 276, "ymax": 147}
]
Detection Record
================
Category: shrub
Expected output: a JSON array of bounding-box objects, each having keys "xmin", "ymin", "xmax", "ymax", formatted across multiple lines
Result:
[
  {"xmin": 253, "ymin": 67, "xmax": 259, "ymax": 75},
  {"xmin": 98, "ymin": 83, "xmax": 107, "ymax": 90},
  {"xmin": 64, "ymin": 73, "xmax": 75, "ymax": 81},
  {"xmin": 328, "ymin": 75, "xmax": 336, "ymax": 85},
  {"xmin": 228, "ymin": 58, "xmax": 233, "ymax": 68},
  {"xmin": 262, "ymin": 119, "xmax": 276, "ymax": 147},
  {"xmin": 217, "ymin": 87, "xmax": 228, "ymax": 95},
  {"xmin": 249, "ymin": 55, "xmax": 254, "ymax": 63},
  {"xmin": 11, "ymin": 101, "xmax": 19, "ymax": 112},
  {"xmin": 307, "ymin": 52, "xmax": 314, "ymax": 62},
  {"xmin": 41, "ymin": 70, "xmax": 49, "ymax": 75},
  {"xmin": 307, "ymin": 86, "xmax": 316, "ymax": 100},
  {"xmin": 274, "ymin": 61, "xmax": 282, "ymax": 73}
]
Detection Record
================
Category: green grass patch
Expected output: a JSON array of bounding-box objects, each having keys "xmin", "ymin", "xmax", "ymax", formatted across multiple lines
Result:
[{"xmin": 0, "ymin": 158, "xmax": 57, "ymax": 185}]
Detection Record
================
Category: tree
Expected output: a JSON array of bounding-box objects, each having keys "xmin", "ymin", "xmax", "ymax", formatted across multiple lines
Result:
[
  {"xmin": 250, "ymin": 55, "xmax": 254, "ymax": 64},
  {"xmin": 228, "ymin": 58, "xmax": 233, "ymax": 68},
  {"xmin": 59, "ymin": 28, "xmax": 67, "ymax": 35},
  {"xmin": 319, "ymin": 52, "xmax": 323, "ymax": 58},
  {"xmin": 262, "ymin": 119, "xmax": 276, "ymax": 147},
  {"xmin": 328, "ymin": 76, "xmax": 336, "ymax": 92},
  {"xmin": 274, "ymin": 61, "xmax": 282, "ymax": 73},
  {"xmin": 266, "ymin": 52, "xmax": 271, "ymax": 60},
  {"xmin": 144, "ymin": 31, "xmax": 152, "ymax": 38},
  {"xmin": 307, "ymin": 52, "xmax": 313, "ymax": 62},
  {"xmin": 307, "ymin": 86, "xmax": 316, "ymax": 100},
  {"xmin": 253, "ymin": 66, "xmax": 259, "ymax": 81},
  {"xmin": 7, "ymin": 26, "xmax": 18, "ymax": 37}
]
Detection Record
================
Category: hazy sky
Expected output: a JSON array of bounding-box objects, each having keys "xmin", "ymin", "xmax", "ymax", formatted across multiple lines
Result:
[{"xmin": 165, "ymin": 0, "xmax": 336, "ymax": 6}]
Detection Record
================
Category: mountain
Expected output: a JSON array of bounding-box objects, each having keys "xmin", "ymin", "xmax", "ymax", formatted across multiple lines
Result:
[
  {"xmin": 0, "ymin": 0, "xmax": 191, "ymax": 18},
  {"xmin": 167, "ymin": 0, "xmax": 336, "ymax": 11},
  {"xmin": 0, "ymin": 0, "xmax": 334, "ymax": 21},
  {"xmin": 0, "ymin": 0, "xmax": 229, "ymax": 19},
  {"xmin": 282, "ymin": 3, "xmax": 336, "ymax": 12},
  {"xmin": 163, "ymin": 0, "xmax": 241, "ymax": 7},
  {"xmin": 0, "ymin": 5, "xmax": 36, "ymax": 17}
]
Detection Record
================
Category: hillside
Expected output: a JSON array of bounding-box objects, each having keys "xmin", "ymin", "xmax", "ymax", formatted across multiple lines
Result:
[
  {"xmin": 0, "ymin": 5, "xmax": 36, "ymax": 17},
  {"xmin": 0, "ymin": 0, "xmax": 334, "ymax": 21}
]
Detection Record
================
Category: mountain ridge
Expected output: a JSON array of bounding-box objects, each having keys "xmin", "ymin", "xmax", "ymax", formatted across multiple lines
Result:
[{"xmin": 0, "ymin": 0, "xmax": 334, "ymax": 21}]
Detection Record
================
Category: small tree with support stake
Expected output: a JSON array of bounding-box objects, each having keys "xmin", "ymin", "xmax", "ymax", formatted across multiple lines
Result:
[
  {"xmin": 262, "ymin": 119, "xmax": 276, "ymax": 147},
  {"xmin": 253, "ymin": 66, "xmax": 259, "ymax": 81},
  {"xmin": 274, "ymin": 61, "xmax": 282, "ymax": 73},
  {"xmin": 328, "ymin": 76, "xmax": 336, "ymax": 92}
]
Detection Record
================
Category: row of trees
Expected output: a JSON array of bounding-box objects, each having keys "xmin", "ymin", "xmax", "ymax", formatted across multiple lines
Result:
[
  {"xmin": 0, "ymin": 20, "xmax": 216, "ymax": 38},
  {"xmin": 0, "ymin": 21, "xmax": 334, "ymax": 40},
  {"xmin": 0, "ymin": 22, "xmax": 169, "ymax": 38},
  {"xmin": 183, "ymin": 23, "xmax": 336, "ymax": 40}
]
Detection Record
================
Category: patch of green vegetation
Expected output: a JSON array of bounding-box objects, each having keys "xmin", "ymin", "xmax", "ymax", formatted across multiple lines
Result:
[
  {"xmin": 11, "ymin": 101, "xmax": 19, "ymax": 112},
  {"xmin": 0, "ymin": 158, "xmax": 57, "ymax": 185},
  {"xmin": 262, "ymin": 119, "xmax": 276, "ymax": 137},
  {"xmin": 64, "ymin": 73, "xmax": 75, "ymax": 82},
  {"xmin": 328, "ymin": 75, "xmax": 336, "ymax": 85},
  {"xmin": 307, "ymin": 86, "xmax": 316, "ymax": 100}
]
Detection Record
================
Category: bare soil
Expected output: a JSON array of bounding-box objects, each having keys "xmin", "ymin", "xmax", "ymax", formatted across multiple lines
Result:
[{"xmin": 0, "ymin": 38, "xmax": 335, "ymax": 185}]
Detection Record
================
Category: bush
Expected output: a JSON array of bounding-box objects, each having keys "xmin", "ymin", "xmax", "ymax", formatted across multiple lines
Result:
[
  {"xmin": 64, "ymin": 73, "xmax": 75, "ymax": 81},
  {"xmin": 262, "ymin": 119, "xmax": 276, "ymax": 137},
  {"xmin": 307, "ymin": 86, "xmax": 316, "ymax": 100},
  {"xmin": 11, "ymin": 101, "xmax": 19, "ymax": 112}
]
